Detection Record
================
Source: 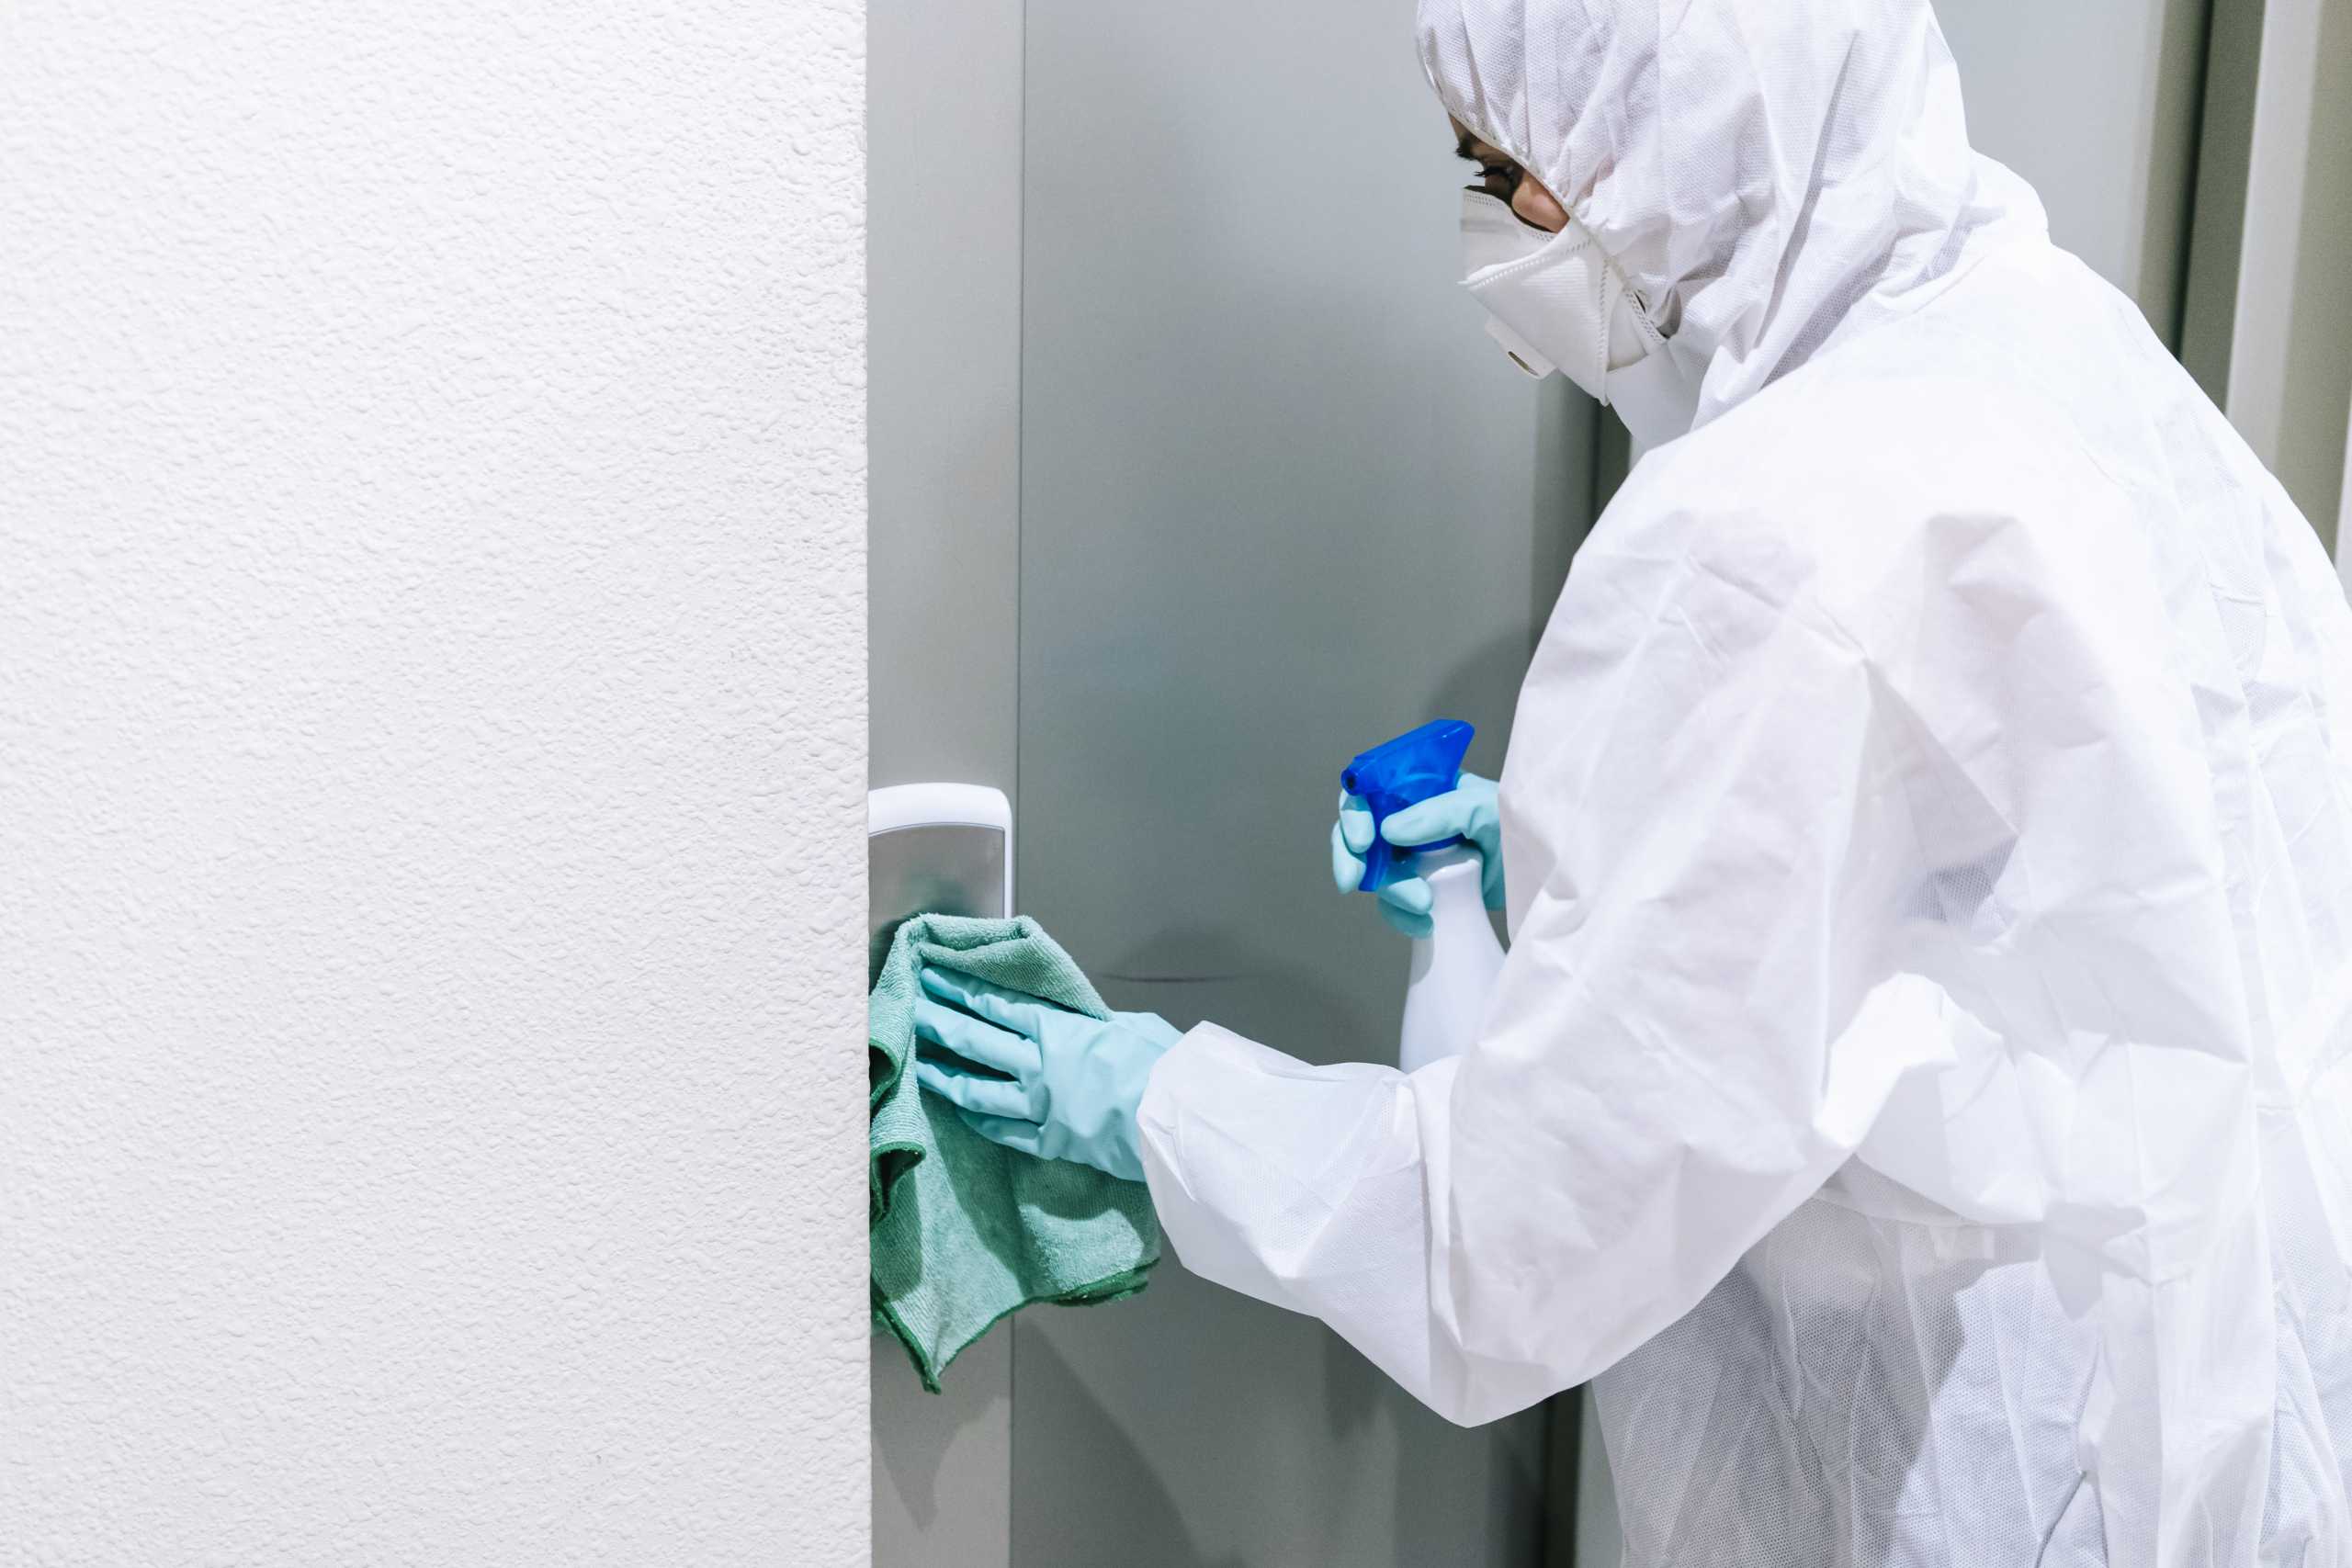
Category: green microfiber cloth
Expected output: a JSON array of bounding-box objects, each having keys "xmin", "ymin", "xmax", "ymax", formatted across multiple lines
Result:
[{"xmin": 870, "ymin": 913, "xmax": 1160, "ymax": 1391}]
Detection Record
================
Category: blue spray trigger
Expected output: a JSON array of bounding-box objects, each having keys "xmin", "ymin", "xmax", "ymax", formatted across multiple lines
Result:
[{"xmin": 1340, "ymin": 719, "xmax": 1476, "ymax": 893}]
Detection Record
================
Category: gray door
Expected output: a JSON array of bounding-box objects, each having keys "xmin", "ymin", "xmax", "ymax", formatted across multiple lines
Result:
[{"xmin": 1005, "ymin": 0, "xmax": 1590, "ymax": 1561}]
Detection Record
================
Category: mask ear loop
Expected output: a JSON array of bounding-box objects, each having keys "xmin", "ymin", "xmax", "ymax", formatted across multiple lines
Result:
[{"xmin": 1589, "ymin": 258, "xmax": 1623, "ymax": 404}]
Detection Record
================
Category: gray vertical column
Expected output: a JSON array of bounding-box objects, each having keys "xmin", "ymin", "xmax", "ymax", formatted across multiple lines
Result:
[
  {"xmin": 866, "ymin": 0, "xmax": 1023, "ymax": 1556},
  {"xmin": 1012, "ymin": 0, "xmax": 1594, "ymax": 1562},
  {"xmin": 2180, "ymin": 0, "xmax": 2352, "ymax": 547}
]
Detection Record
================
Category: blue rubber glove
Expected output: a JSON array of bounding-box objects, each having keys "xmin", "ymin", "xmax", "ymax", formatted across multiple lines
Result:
[
  {"xmin": 911, "ymin": 964, "xmax": 1182, "ymax": 1182},
  {"xmin": 1329, "ymin": 772, "xmax": 1505, "ymax": 939}
]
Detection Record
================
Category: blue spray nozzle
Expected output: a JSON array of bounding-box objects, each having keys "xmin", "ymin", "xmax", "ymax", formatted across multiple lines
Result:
[{"xmin": 1341, "ymin": 718, "xmax": 1476, "ymax": 893}]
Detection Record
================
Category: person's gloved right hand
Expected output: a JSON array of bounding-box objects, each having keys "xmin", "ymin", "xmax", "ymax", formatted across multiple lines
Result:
[
  {"xmin": 911, "ymin": 964, "xmax": 1180, "ymax": 1183},
  {"xmin": 1330, "ymin": 772, "xmax": 1504, "ymax": 939}
]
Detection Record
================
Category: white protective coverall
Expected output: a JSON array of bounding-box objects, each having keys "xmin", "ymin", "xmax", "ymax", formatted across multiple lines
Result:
[{"xmin": 1134, "ymin": 1, "xmax": 2352, "ymax": 1563}]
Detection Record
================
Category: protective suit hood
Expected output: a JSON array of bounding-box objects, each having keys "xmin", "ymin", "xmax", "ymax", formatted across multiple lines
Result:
[{"xmin": 1417, "ymin": 0, "xmax": 2044, "ymax": 429}]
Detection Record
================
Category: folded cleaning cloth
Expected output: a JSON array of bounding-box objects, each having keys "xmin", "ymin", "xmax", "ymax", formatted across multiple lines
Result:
[{"xmin": 870, "ymin": 913, "xmax": 1160, "ymax": 1391}]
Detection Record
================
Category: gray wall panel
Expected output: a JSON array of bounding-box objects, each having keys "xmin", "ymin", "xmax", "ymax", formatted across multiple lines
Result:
[
  {"xmin": 872, "ymin": 1332, "xmax": 1012, "ymax": 1568},
  {"xmin": 1937, "ymin": 0, "xmax": 2210, "ymax": 338},
  {"xmin": 1012, "ymin": 0, "xmax": 1592, "ymax": 1562},
  {"xmin": 867, "ymin": 0, "xmax": 1023, "ymax": 795}
]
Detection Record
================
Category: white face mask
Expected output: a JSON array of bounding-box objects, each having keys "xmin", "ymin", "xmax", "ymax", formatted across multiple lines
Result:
[{"xmin": 1459, "ymin": 189, "xmax": 1701, "ymax": 447}]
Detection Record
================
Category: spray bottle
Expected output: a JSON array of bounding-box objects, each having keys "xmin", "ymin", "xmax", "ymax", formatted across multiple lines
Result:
[{"xmin": 1341, "ymin": 719, "xmax": 1509, "ymax": 1073}]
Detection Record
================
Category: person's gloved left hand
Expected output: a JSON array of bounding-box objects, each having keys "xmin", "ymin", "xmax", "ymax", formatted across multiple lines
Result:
[
  {"xmin": 911, "ymin": 964, "xmax": 1181, "ymax": 1182},
  {"xmin": 1330, "ymin": 772, "xmax": 1505, "ymax": 938}
]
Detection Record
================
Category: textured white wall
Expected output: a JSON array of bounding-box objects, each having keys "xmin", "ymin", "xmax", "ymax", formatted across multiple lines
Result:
[{"xmin": 0, "ymin": 2, "xmax": 867, "ymax": 1562}]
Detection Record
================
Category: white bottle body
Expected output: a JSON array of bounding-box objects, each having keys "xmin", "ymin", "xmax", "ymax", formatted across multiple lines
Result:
[{"xmin": 1397, "ymin": 846, "xmax": 1507, "ymax": 1073}]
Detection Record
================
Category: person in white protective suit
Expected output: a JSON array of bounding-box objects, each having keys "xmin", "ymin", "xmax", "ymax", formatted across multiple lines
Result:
[{"xmin": 908, "ymin": 0, "xmax": 2352, "ymax": 1561}]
